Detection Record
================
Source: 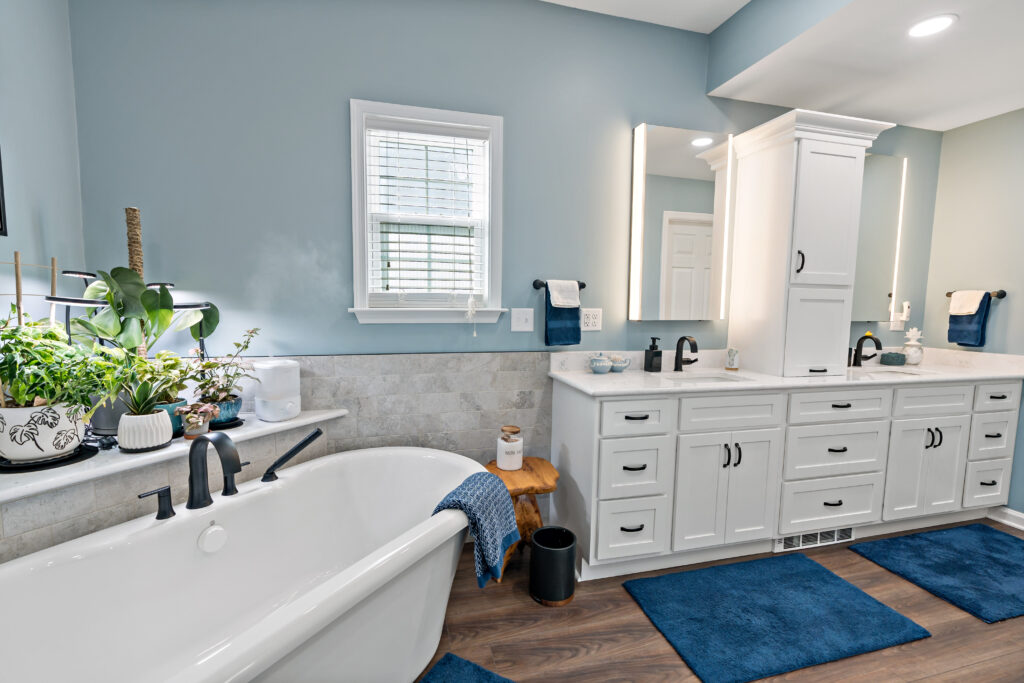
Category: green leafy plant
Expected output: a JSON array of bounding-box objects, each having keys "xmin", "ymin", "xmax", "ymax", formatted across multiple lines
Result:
[
  {"xmin": 174, "ymin": 402, "xmax": 220, "ymax": 430},
  {"xmin": 119, "ymin": 380, "xmax": 162, "ymax": 416},
  {"xmin": 136, "ymin": 351, "xmax": 198, "ymax": 404},
  {"xmin": 192, "ymin": 328, "xmax": 261, "ymax": 403}
]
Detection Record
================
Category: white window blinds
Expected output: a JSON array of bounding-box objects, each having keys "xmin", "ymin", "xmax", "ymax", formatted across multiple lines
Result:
[{"xmin": 365, "ymin": 127, "xmax": 490, "ymax": 307}]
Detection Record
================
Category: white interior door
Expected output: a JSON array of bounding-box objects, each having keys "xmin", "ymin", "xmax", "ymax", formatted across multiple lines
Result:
[
  {"xmin": 725, "ymin": 427, "xmax": 783, "ymax": 544},
  {"xmin": 660, "ymin": 212, "xmax": 714, "ymax": 319},
  {"xmin": 673, "ymin": 432, "xmax": 730, "ymax": 551}
]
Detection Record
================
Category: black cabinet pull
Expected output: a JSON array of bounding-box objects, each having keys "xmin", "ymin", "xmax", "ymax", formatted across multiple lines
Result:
[
  {"xmin": 990, "ymin": 394, "xmax": 1008, "ymax": 400},
  {"xmin": 624, "ymin": 414, "xmax": 650, "ymax": 421},
  {"xmin": 986, "ymin": 433, "xmax": 1003, "ymax": 439},
  {"xmin": 828, "ymin": 447, "xmax": 848, "ymax": 454},
  {"xmin": 733, "ymin": 443, "xmax": 742, "ymax": 467},
  {"xmin": 980, "ymin": 480, "xmax": 998, "ymax": 487},
  {"xmin": 823, "ymin": 500, "xmax": 844, "ymax": 507},
  {"xmin": 620, "ymin": 524, "xmax": 645, "ymax": 533},
  {"xmin": 796, "ymin": 249, "xmax": 806, "ymax": 273},
  {"xmin": 723, "ymin": 443, "xmax": 732, "ymax": 468},
  {"xmin": 622, "ymin": 464, "xmax": 647, "ymax": 472},
  {"xmin": 809, "ymin": 368, "xmax": 828, "ymax": 373},
  {"xmin": 831, "ymin": 402, "xmax": 852, "ymax": 409},
  {"xmin": 925, "ymin": 428, "xmax": 935, "ymax": 449},
  {"xmin": 935, "ymin": 428, "xmax": 944, "ymax": 448}
]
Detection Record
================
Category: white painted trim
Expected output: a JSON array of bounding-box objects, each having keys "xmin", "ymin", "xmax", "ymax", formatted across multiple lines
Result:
[
  {"xmin": 349, "ymin": 308, "xmax": 506, "ymax": 324},
  {"xmin": 349, "ymin": 99, "xmax": 503, "ymax": 324},
  {"xmin": 733, "ymin": 108, "xmax": 895, "ymax": 158},
  {"xmin": 987, "ymin": 506, "xmax": 1024, "ymax": 531}
]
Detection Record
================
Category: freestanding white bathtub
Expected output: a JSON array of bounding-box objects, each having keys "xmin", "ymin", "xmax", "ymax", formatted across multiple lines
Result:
[{"xmin": 0, "ymin": 447, "xmax": 484, "ymax": 682}]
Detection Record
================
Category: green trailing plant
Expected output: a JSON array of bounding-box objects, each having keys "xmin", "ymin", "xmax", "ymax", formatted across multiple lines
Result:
[{"xmin": 192, "ymin": 328, "xmax": 261, "ymax": 403}]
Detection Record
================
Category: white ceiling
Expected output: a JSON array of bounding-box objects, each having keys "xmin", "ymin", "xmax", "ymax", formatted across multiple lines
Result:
[
  {"xmin": 645, "ymin": 126, "xmax": 722, "ymax": 180},
  {"xmin": 538, "ymin": 0, "xmax": 750, "ymax": 33},
  {"xmin": 710, "ymin": 0, "xmax": 1024, "ymax": 131}
]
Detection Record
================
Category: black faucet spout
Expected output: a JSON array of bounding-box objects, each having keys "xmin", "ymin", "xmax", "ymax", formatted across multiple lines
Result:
[
  {"xmin": 186, "ymin": 432, "xmax": 242, "ymax": 510},
  {"xmin": 674, "ymin": 336, "xmax": 699, "ymax": 372},
  {"xmin": 852, "ymin": 334, "xmax": 883, "ymax": 367}
]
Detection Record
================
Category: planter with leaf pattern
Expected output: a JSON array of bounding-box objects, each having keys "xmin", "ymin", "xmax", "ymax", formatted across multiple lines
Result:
[{"xmin": 0, "ymin": 404, "xmax": 87, "ymax": 463}]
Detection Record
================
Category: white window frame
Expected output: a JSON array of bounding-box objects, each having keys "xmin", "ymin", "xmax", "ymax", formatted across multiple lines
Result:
[{"xmin": 349, "ymin": 99, "xmax": 504, "ymax": 324}]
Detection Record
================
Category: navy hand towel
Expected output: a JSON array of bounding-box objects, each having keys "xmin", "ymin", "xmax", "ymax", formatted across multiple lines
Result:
[
  {"xmin": 948, "ymin": 291, "xmax": 992, "ymax": 347},
  {"xmin": 544, "ymin": 289, "xmax": 581, "ymax": 346},
  {"xmin": 433, "ymin": 472, "xmax": 520, "ymax": 587}
]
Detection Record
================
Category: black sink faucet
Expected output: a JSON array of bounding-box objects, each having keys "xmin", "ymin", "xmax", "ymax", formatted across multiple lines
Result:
[
  {"xmin": 186, "ymin": 432, "xmax": 244, "ymax": 509},
  {"xmin": 852, "ymin": 334, "xmax": 883, "ymax": 367},
  {"xmin": 674, "ymin": 336, "xmax": 699, "ymax": 372}
]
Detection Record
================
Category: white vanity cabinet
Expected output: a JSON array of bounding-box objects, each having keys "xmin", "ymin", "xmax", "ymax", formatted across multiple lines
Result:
[{"xmin": 883, "ymin": 415, "xmax": 970, "ymax": 519}]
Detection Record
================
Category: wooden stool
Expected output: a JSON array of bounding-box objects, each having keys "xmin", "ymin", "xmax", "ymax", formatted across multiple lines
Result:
[{"xmin": 485, "ymin": 456, "xmax": 559, "ymax": 582}]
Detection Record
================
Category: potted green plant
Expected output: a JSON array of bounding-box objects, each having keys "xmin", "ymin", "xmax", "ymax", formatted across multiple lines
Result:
[
  {"xmin": 193, "ymin": 328, "xmax": 260, "ymax": 425},
  {"xmin": 0, "ymin": 311, "xmax": 101, "ymax": 462},
  {"xmin": 174, "ymin": 403, "xmax": 220, "ymax": 440},
  {"xmin": 137, "ymin": 351, "xmax": 195, "ymax": 436},
  {"xmin": 116, "ymin": 378, "xmax": 173, "ymax": 452}
]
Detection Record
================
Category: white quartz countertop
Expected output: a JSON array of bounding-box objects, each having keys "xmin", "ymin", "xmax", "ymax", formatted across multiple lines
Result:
[
  {"xmin": 550, "ymin": 365, "xmax": 1024, "ymax": 398},
  {"xmin": 0, "ymin": 409, "xmax": 349, "ymax": 504}
]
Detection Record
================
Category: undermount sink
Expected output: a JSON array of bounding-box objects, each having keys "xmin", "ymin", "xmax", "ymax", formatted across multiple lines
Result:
[
  {"xmin": 660, "ymin": 371, "xmax": 746, "ymax": 383},
  {"xmin": 853, "ymin": 367, "xmax": 929, "ymax": 380}
]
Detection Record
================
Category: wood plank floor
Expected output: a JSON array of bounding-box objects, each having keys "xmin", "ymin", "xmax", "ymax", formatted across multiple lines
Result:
[{"xmin": 420, "ymin": 520, "xmax": 1024, "ymax": 682}]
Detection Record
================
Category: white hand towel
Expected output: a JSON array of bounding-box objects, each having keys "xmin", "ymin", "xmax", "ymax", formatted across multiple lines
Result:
[
  {"xmin": 949, "ymin": 290, "xmax": 986, "ymax": 316},
  {"xmin": 546, "ymin": 280, "xmax": 580, "ymax": 308}
]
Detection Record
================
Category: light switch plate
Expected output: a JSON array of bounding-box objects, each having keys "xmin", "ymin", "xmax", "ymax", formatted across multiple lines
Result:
[
  {"xmin": 511, "ymin": 308, "xmax": 534, "ymax": 332},
  {"xmin": 582, "ymin": 308, "xmax": 602, "ymax": 331}
]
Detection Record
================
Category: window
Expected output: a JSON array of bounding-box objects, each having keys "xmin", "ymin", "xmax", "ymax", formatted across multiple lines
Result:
[{"xmin": 350, "ymin": 100, "xmax": 503, "ymax": 323}]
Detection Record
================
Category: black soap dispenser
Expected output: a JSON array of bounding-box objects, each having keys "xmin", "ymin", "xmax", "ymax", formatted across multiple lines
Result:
[{"xmin": 644, "ymin": 337, "xmax": 662, "ymax": 373}]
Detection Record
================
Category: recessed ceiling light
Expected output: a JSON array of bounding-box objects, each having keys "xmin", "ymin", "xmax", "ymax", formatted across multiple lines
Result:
[
  {"xmin": 691, "ymin": 137, "xmax": 713, "ymax": 147},
  {"xmin": 908, "ymin": 14, "xmax": 958, "ymax": 38}
]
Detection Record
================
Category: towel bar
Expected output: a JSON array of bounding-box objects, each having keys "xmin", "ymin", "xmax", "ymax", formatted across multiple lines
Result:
[
  {"xmin": 533, "ymin": 279, "xmax": 586, "ymax": 290},
  {"xmin": 945, "ymin": 290, "xmax": 1006, "ymax": 299}
]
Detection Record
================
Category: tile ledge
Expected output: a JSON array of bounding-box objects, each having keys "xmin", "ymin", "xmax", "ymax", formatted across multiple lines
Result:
[{"xmin": 0, "ymin": 409, "xmax": 349, "ymax": 506}]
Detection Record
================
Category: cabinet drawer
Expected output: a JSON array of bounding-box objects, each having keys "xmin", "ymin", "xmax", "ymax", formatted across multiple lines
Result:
[
  {"xmin": 596, "ymin": 496, "xmax": 670, "ymax": 560},
  {"xmin": 974, "ymin": 382, "xmax": 1021, "ymax": 412},
  {"xmin": 789, "ymin": 389, "xmax": 892, "ymax": 424},
  {"xmin": 779, "ymin": 473, "xmax": 884, "ymax": 534},
  {"xmin": 892, "ymin": 384, "xmax": 973, "ymax": 417},
  {"xmin": 963, "ymin": 459, "xmax": 1012, "ymax": 508},
  {"xmin": 784, "ymin": 420, "xmax": 890, "ymax": 480},
  {"xmin": 968, "ymin": 411, "xmax": 1018, "ymax": 461},
  {"xmin": 598, "ymin": 436, "xmax": 675, "ymax": 500},
  {"xmin": 679, "ymin": 393, "xmax": 786, "ymax": 432},
  {"xmin": 600, "ymin": 398, "xmax": 677, "ymax": 437}
]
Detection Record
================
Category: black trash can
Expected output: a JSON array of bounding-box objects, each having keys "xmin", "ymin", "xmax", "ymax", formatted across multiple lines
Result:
[{"xmin": 529, "ymin": 526, "xmax": 576, "ymax": 606}]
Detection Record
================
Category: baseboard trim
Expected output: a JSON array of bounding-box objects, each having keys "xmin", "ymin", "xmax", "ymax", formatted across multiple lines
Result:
[{"xmin": 987, "ymin": 506, "xmax": 1024, "ymax": 531}]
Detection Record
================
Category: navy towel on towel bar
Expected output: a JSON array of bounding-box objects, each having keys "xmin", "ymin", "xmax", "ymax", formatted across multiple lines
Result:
[
  {"xmin": 948, "ymin": 291, "xmax": 992, "ymax": 347},
  {"xmin": 544, "ymin": 289, "xmax": 581, "ymax": 346}
]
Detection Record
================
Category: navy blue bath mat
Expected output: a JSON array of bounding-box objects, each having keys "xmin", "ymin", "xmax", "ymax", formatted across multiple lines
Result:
[
  {"xmin": 624, "ymin": 553, "xmax": 929, "ymax": 683},
  {"xmin": 420, "ymin": 653, "xmax": 514, "ymax": 683},
  {"xmin": 850, "ymin": 523, "xmax": 1024, "ymax": 623}
]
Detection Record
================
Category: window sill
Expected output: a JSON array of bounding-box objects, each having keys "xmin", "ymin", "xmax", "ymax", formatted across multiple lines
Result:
[{"xmin": 349, "ymin": 307, "xmax": 507, "ymax": 324}]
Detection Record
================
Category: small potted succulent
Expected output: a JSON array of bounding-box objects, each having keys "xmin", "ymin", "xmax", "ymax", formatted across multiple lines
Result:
[
  {"xmin": 174, "ymin": 403, "xmax": 220, "ymax": 440},
  {"xmin": 192, "ymin": 328, "xmax": 260, "ymax": 426},
  {"xmin": 116, "ymin": 379, "xmax": 173, "ymax": 452}
]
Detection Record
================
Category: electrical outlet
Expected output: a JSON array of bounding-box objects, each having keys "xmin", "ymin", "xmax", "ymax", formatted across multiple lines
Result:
[
  {"xmin": 510, "ymin": 308, "xmax": 534, "ymax": 332},
  {"xmin": 582, "ymin": 308, "xmax": 602, "ymax": 331}
]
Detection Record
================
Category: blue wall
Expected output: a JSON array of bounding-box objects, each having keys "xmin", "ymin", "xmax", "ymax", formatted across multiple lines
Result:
[
  {"xmin": 0, "ymin": 0, "xmax": 86, "ymax": 316},
  {"xmin": 67, "ymin": 0, "xmax": 784, "ymax": 357},
  {"xmin": 919, "ymin": 108, "xmax": 1024, "ymax": 511}
]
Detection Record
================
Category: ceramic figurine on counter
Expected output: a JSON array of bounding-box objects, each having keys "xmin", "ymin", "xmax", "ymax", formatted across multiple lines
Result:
[
  {"xmin": 725, "ymin": 348, "xmax": 740, "ymax": 371},
  {"xmin": 589, "ymin": 353, "xmax": 612, "ymax": 374},
  {"xmin": 609, "ymin": 355, "xmax": 631, "ymax": 372},
  {"xmin": 903, "ymin": 327, "xmax": 924, "ymax": 365}
]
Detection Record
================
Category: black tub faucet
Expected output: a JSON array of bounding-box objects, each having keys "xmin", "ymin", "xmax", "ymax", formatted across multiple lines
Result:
[
  {"xmin": 674, "ymin": 336, "xmax": 699, "ymax": 372},
  {"xmin": 262, "ymin": 428, "xmax": 324, "ymax": 482},
  {"xmin": 852, "ymin": 334, "xmax": 883, "ymax": 367},
  {"xmin": 186, "ymin": 432, "xmax": 243, "ymax": 509}
]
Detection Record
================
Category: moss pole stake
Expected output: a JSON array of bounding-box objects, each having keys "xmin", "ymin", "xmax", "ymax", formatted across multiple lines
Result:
[
  {"xmin": 48, "ymin": 256, "xmax": 58, "ymax": 326},
  {"xmin": 125, "ymin": 207, "xmax": 146, "ymax": 354},
  {"xmin": 13, "ymin": 250, "xmax": 22, "ymax": 325}
]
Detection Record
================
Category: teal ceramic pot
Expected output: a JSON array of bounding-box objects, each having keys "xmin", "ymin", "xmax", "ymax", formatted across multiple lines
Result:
[
  {"xmin": 211, "ymin": 396, "xmax": 243, "ymax": 424},
  {"xmin": 156, "ymin": 398, "xmax": 188, "ymax": 435}
]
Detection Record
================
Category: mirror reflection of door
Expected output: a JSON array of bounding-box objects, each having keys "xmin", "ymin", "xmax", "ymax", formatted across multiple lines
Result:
[{"xmin": 660, "ymin": 211, "xmax": 714, "ymax": 319}]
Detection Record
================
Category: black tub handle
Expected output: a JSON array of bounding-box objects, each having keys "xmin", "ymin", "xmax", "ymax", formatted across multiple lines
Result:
[
  {"xmin": 733, "ymin": 443, "xmax": 742, "ymax": 467},
  {"xmin": 828, "ymin": 447, "xmax": 848, "ymax": 454},
  {"xmin": 796, "ymin": 250, "xmax": 806, "ymax": 273},
  {"xmin": 823, "ymin": 500, "xmax": 843, "ymax": 507},
  {"xmin": 622, "ymin": 464, "xmax": 647, "ymax": 472},
  {"xmin": 620, "ymin": 524, "xmax": 645, "ymax": 533},
  {"xmin": 723, "ymin": 443, "xmax": 732, "ymax": 468},
  {"xmin": 624, "ymin": 414, "xmax": 650, "ymax": 421},
  {"xmin": 926, "ymin": 428, "xmax": 935, "ymax": 449},
  {"xmin": 809, "ymin": 368, "xmax": 828, "ymax": 373},
  {"xmin": 986, "ymin": 433, "xmax": 1003, "ymax": 439},
  {"xmin": 990, "ymin": 394, "xmax": 1008, "ymax": 400},
  {"xmin": 980, "ymin": 480, "xmax": 998, "ymax": 487},
  {"xmin": 935, "ymin": 428, "xmax": 944, "ymax": 448},
  {"xmin": 832, "ymin": 402, "xmax": 852, "ymax": 409}
]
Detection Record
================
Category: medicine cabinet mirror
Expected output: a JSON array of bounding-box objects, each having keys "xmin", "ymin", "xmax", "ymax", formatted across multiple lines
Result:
[{"xmin": 851, "ymin": 153, "xmax": 907, "ymax": 322}]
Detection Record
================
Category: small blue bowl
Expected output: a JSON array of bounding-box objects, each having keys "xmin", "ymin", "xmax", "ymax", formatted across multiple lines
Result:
[
  {"xmin": 610, "ymin": 358, "xmax": 631, "ymax": 372},
  {"xmin": 880, "ymin": 352, "xmax": 907, "ymax": 366}
]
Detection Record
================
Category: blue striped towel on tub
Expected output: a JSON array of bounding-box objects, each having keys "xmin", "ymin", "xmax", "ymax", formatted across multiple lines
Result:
[{"xmin": 433, "ymin": 472, "xmax": 520, "ymax": 587}]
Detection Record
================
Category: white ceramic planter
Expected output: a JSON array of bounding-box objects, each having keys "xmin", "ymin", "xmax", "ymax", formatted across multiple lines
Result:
[
  {"xmin": 117, "ymin": 410, "xmax": 173, "ymax": 452},
  {"xmin": 0, "ymin": 403, "xmax": 86, "ymax": 463}
]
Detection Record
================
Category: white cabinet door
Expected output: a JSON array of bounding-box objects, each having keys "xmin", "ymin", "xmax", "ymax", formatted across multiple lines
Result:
[
  {"xmin": 783, "ymin": 287, "xmax": 853, "ymax": 376},
  {"xmin": 884, "ymin": 416, "xmax": 969, "ymax": 520},
  {"xmin": 673, "ymin": 432, "xmax": 730, "ymax": 551},
  {"xmin": 790, "ymin": 139, "xmax": 865, "ymax": 286},
  {"xmin": 725, "ymin": 428, "xmax": 784, "ymax": 544}
]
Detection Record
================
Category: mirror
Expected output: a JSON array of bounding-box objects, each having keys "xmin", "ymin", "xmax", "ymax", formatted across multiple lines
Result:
[
  {"xmin": 628, "ymin": 125, "xmax": 731, "ymax": 321},
  {"xmin": 852, "ymin": 153, "xmax": 907, "ymax": 322}
]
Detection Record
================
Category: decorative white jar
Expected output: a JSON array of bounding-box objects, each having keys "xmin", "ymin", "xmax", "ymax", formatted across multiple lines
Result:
[{"xmin": 497, "ymin": 425, "xmax": 523, "ymax": 471}]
